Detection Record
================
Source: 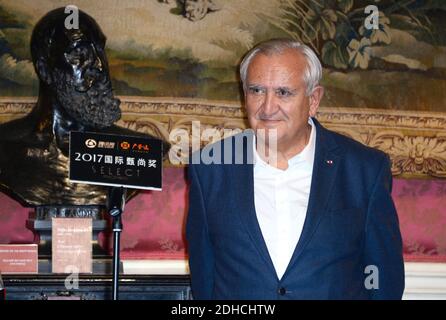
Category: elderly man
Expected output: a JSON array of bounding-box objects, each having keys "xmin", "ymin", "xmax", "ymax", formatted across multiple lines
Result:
[{"xmin": 186, "ymin": 38, "xmax": 404, "ymax": 300}]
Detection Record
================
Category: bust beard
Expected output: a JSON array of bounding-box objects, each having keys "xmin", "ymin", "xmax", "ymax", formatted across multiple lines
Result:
[{"xmin": 52, "ymin": 70, "xmax": 121, "ymax": 129}]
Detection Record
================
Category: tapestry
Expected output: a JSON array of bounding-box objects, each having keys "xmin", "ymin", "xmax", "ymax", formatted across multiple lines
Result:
[{"xmin": 0, "ymin": 0, "xmax": 445, "ymax": 111}]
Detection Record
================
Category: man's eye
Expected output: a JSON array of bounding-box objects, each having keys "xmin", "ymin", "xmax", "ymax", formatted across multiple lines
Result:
[
  {"xmin": 276, "ymin": 89, "xmax": 292, "ymax": 97},
  {"xmin": 248, "ymin": 87, "xmax": 264, "ymax": 94}
]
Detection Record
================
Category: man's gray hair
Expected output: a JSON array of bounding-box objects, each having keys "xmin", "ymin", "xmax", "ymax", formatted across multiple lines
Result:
[{"xmin": 239, "ymin": 38, "xmax": 322, "ymax": 96}]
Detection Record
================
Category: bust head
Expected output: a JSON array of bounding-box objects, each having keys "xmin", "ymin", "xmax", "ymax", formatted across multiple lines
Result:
[
  {"xmin": 30, "ymin": 7, "xmax": 120, "ymax": 128},
  {"xmin": 0, "ymin": 8, "xmax": 163, "ymax": 207}
]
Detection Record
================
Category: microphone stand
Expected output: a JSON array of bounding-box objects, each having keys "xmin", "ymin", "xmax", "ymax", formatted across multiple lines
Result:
[{"xmin": 107, "ymin": 186, "xmax": 126, "ymax": 301}]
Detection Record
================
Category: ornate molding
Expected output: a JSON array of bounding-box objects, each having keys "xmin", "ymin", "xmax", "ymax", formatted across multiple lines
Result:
[{"xmin": 1, "ymin": 96, "xmax": 445, "ymax": 178}]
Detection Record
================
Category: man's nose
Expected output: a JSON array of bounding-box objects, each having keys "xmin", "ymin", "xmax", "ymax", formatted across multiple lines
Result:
[{"xmin": 261, "ymin": 91, "xmax": 278, "ymax": 115}]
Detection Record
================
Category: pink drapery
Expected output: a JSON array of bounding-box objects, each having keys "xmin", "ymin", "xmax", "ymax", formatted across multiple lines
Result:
[{"xmin": 0, "ymin": 167, "xmax": 445, "ymax": 262}]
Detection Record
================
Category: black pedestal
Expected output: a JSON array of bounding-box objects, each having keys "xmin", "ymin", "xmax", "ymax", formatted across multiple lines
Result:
[{"xmin": 2, "ymin": 274, "xmax": 191, "ymax": 300}]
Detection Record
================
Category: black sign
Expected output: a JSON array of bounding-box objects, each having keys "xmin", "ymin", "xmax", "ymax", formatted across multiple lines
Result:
[{"xmin": 69, "ymin": 131, "xmax": 162, "ymax": 190}]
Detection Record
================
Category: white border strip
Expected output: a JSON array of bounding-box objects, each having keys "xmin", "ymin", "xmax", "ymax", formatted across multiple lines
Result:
[
  {"xmin": 404, "ymin": 262, "xmax": 446, "ymax": 300},
  {"xmin": 122, "ymin": 259, "xmax": 189, "ymax": 275}
]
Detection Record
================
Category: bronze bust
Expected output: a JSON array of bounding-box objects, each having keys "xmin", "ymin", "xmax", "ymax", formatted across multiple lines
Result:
[{"xmin": 0, "ymin": 8, "xmax": 167, "ymax": 208}]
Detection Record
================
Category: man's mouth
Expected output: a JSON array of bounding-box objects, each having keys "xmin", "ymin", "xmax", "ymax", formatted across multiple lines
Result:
[
  {"xmin": 260, "ymin": 118, "xmax": 282, "ymax": 122},
  {"xmin": 258, "ymin": 119, "xmax": 282, "ymax": 128}
]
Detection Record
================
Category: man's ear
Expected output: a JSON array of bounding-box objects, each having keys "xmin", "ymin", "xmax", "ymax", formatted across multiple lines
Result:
[
  {"xmin": 35, "ymin": 58, "xmax": 52, "ymax": 85},
  {"xmin": 308, "ymin": 86, "xmax": 324, "ymax": 117}
]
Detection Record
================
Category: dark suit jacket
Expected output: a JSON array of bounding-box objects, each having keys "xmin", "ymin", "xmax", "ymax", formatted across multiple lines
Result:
[{"xmin": 186, "ymin": 118, "xmax": 405, "ymax": 300}]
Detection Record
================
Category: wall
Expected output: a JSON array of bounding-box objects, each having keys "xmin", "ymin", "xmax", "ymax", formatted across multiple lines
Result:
[{"xmin": 1, "ymin": 166, "xmax": 446, "ymax": 263}]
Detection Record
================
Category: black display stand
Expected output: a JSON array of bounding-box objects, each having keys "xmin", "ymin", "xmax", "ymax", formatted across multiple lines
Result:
[
  {"xmin": 2, "ymin": 274, "xmax": 191, "ymax": 300},
  {"xmin": 107, "ymin": 187, "xmax": 126, "ymax": 301}
]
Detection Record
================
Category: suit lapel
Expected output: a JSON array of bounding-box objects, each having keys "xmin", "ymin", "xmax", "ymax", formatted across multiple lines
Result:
[
  {"xmin": 282, "ymin": 118, "xmax": 342, "ymax": 279},
  {"xmin": 231, "ymin": 133, "xmax": 277, "ymax": 277}
]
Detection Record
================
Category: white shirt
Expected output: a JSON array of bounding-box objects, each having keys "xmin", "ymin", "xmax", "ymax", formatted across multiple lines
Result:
[{"xmin": 253, "ymin": 118, "xmax": 316, "ymax": 280}]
